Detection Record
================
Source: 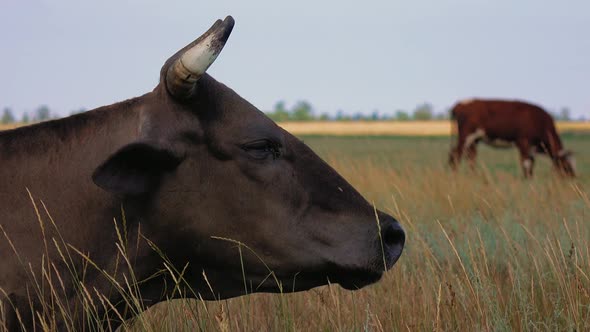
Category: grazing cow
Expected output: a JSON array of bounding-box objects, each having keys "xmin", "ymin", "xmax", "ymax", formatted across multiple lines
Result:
[
  {"xmin": 0, "ymin": 17, "xmax": 405, "ymax": 331},
  {"xmin": 449, "ymin": 99, "xmax": 576, "ymax": 177}
]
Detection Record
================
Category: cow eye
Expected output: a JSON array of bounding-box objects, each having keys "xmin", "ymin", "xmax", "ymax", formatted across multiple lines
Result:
[{"xmin": 242, "ymin": 140, "xmax": 282, "ymax": 160}]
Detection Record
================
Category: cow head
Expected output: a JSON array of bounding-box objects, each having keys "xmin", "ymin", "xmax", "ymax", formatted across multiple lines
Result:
[
  {"xmin": 556, "ymin": 150, "xmax": 576, "ymax": 177},
  {"xmin": 92, "ymin": 16, "xmax": 404, "ymax": 299}
]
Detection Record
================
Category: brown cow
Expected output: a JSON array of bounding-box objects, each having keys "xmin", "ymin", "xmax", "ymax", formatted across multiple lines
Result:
[{"xmin": 449, "ymin": 99, "xmax": 576, "ymax": 177}]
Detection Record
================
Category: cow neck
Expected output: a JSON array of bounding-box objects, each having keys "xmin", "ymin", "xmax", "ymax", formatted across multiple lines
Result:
[{"xmin": 0, "ymin": 98, "xmax": 142, "ymax": 165}]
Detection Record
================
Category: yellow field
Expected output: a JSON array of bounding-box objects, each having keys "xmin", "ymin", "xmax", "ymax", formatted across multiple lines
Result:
[
  {"xmin": 278, "ymin": 121, "xmax": 590, "ymax": 136},
  {"xmin": 3, "ymin": 121, "xmax": 589, "ymax": 136},
  {"xmin": 0, "ymin": 124, "xmax": 19, "ymax": 131}
]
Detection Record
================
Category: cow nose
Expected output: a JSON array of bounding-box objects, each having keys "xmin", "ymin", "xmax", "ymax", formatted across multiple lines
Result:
[
  {"xmin": 383, "ymin": 220, "xmax": 405, "ymax": 247},
  {"xmin": 380, "ymin": 216, "xmax": 405, "ymax": 268}
]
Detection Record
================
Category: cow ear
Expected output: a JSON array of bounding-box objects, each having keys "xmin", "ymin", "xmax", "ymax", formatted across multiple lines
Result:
[{"xmin": 92, "ymin": 143, "xmax": 182, "ymax": 195}]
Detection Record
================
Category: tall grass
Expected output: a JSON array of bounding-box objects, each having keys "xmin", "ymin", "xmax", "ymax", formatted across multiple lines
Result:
[{"xmin": 2, "ymin": 135, "xmax": 589, "ymax": 331}]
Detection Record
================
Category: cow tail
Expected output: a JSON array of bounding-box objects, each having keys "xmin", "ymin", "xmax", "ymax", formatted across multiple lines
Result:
[{"xmin": 546, "ymin": 125, "xmax": 563, "ymax": 158}]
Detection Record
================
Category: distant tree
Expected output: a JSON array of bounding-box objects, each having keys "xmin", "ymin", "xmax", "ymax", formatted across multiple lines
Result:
[
  {"xmin": 267, "ymin": 101, "xmax": 290, "ymax": 121},
  {"xmin": 370, "ymin": 110, "xmax": 380, "ymax": 121},
  {"xmin": 380, "ymin": 112, "xmax": 393, "ymax": 120},
  {"xmin": 318, "ymin": 112, "xmax": 330, "ymax": 121},
  {"xmin": 291, "ymin": 100, "xmax": 314, "ymax": 121},
  {"xmin": 434, "ymin": 111, "xmax": 449, "ymax": 120},
  {"xmin": 274, "ymin": 100, "xmax": 287, "ymax": 113},
  {"xmin": 394, "ymin": 110, "xmax": 410, "ymax": 121},
  {"xmin": 559, "ymin": 107, "xmax": 571, "ymax": 121},
  {"xmin": 413, "ymin": 103, "xmax": 433, "ymax": 120},
  {"xmin": 34, "ymin": 105, "xmax": 51, "ymax": 122},
  {"xmin": 70, "ymin": 108, "xmax": 87, "ymax": 115},
  {"xmin": 351, "ymin": 112, "xmax": 364, "ymax": 121},
  {"xmin": 266, "ymin": 100, "xmax": 317, "ymax": 121},
  {"xmin": 22, "ymin": 112, "xmax": 30, "ymax": 124},
  {"xmin": 1, "ymin": 108, "xmax": 15, "ymax": 124}
]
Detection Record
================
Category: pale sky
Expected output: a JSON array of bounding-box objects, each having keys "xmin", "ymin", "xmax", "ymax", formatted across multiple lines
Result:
[{"xmin": 1, "ymin": 0, "xmax": 589, "ymax": 119}]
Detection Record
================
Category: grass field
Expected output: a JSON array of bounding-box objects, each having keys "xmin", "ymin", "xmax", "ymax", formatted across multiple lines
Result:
[
  {"xmin": 3, "ymin": 120, "xmax": 590, "ymax": 136},
  {"xmin": 0, "ymin": 124, "xmax": 18, "ymax": 131},
  {"xmin": 277, "ymin": 121, "xmax": 590, "ymax": 136},
  {"xmin": 2, "ymin": 123, "xmax": 589, "ymax": 331},
  {"xmin": 123, "ymin": 133, "xmax": 590, "ymax": 331}
]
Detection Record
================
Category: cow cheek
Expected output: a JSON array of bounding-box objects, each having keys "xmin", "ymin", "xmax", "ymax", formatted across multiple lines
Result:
[
  {"xmin": 218, "ymin": 179, "xmax": 312, "ymax": 269},
  {"xmin": 154, "ymin": 160, "xmax": 311, "ymax": 269}
]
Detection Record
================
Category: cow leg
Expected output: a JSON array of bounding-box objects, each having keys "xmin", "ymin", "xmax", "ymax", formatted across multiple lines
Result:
[
  {"xmin": 450, "ymin": 128, "xmax": 483, "ymax": 171},
  {"xmin": 449, "ymin": 135, "xmax": 466, "ymax": 170},
  {"xmin": 466, "ymin": 144, "xmax": 478, "ymax": 170},
  {"xmin": 516, "ymin": 140, "xmax": 535, "ymax": 178},
  {"xmin": 522, "ymin": 157, "xmax": 535, "ymax": 178}
]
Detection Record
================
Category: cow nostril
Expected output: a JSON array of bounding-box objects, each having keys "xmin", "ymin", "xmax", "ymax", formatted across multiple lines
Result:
[
  {"xmin": 376, "ymin": 216, "xmax": 406, "ymax": 269},
  {"xmin": 383, "ymin": 221, "xmax": 405, "ymax": 247}
]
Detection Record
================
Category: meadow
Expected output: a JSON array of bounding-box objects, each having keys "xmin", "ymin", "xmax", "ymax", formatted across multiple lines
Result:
[
  {"xmin": 129, "ymin": 133, "xmax": 589, "ymax": 331},
  {"xmin": 2, "ymin": 123, "xmax": 589, "ymax": 331}
]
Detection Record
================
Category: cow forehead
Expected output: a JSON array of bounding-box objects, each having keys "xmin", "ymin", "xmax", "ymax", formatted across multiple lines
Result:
[
  {"xmin": 187, "ymin": 76, "xmax": 282, "ymax": 138},
  {"xmin": 199, "ymin": 101, "xmax": 280, "ymax": 141},
  {"xmin": 140, "ymin": 79, "xmax": 278, "ymax": 145},
  {"xmin": 213, "ymin": 116, "xmax": 284, "ymax": 144}
]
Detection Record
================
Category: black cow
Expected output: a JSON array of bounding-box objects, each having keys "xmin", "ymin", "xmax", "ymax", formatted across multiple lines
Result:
[{"xmin": 0, "ymin": 16, "xmax": 404, "ymax": 330}]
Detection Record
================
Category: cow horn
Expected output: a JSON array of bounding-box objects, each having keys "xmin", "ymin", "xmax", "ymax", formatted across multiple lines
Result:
[{"xmin": 166, "ymin": 16, "xmax": 235, "ymax": 99}]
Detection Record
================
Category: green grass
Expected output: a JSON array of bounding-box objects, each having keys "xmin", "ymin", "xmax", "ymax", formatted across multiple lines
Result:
[
  {"xmin": 303, "ymin": 133, "xmax": 590, "ymax": 180},
  {"xmin": 4, "ymin": 134, "xmax": 589, "ymax": 331}
]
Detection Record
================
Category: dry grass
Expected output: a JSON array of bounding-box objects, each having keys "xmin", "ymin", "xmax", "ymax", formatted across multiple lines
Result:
[
  {"xmin": 0, "ymin": 124, "xmax": 19, "ymax": 131},
  {"xmin": 279, "ymin": 121, "xmax": 453, "ymax": 136},
  {"xmin": 2, "ymin": 135, "xmax": 589, "ymax": 331},
  {"xmin": 139, "ymin": 136, "xmax": 589, "ymax": 331},
  {"xmin": 4, "ymin": 121, "xmax": 590, "ymax": 137},
  {"xmin": 278, "ymin": 121, "xmax": 590, "ymax": 136},
  {"xmin": 0, "ymin": 121, "xmax": 590, "ymax": 136}
]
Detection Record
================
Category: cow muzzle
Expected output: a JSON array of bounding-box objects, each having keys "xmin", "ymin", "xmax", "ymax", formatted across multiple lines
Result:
[
  {"xmin": 335, "ymin": 214, "xmax": 405, "ymax": 290},
  {"xmin": 379, "ymin": 215, "xmax": 405, "ymax": 270}
]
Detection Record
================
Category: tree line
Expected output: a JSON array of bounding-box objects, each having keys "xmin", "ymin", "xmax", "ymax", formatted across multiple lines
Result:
[
  {"xmin": 266, "ymin": 101, "xmax": 451, "ymax": 122},
  {"xmin": 265, "ymin": 101, "xmax": 578, "ymax": 122},
  {"xmin": 0, "ymin": 102, "xmax": 579, "ymax": 125},
  {"xmin": 1, "ymin": 106, "xmax": 86, "ymax": 125}
]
